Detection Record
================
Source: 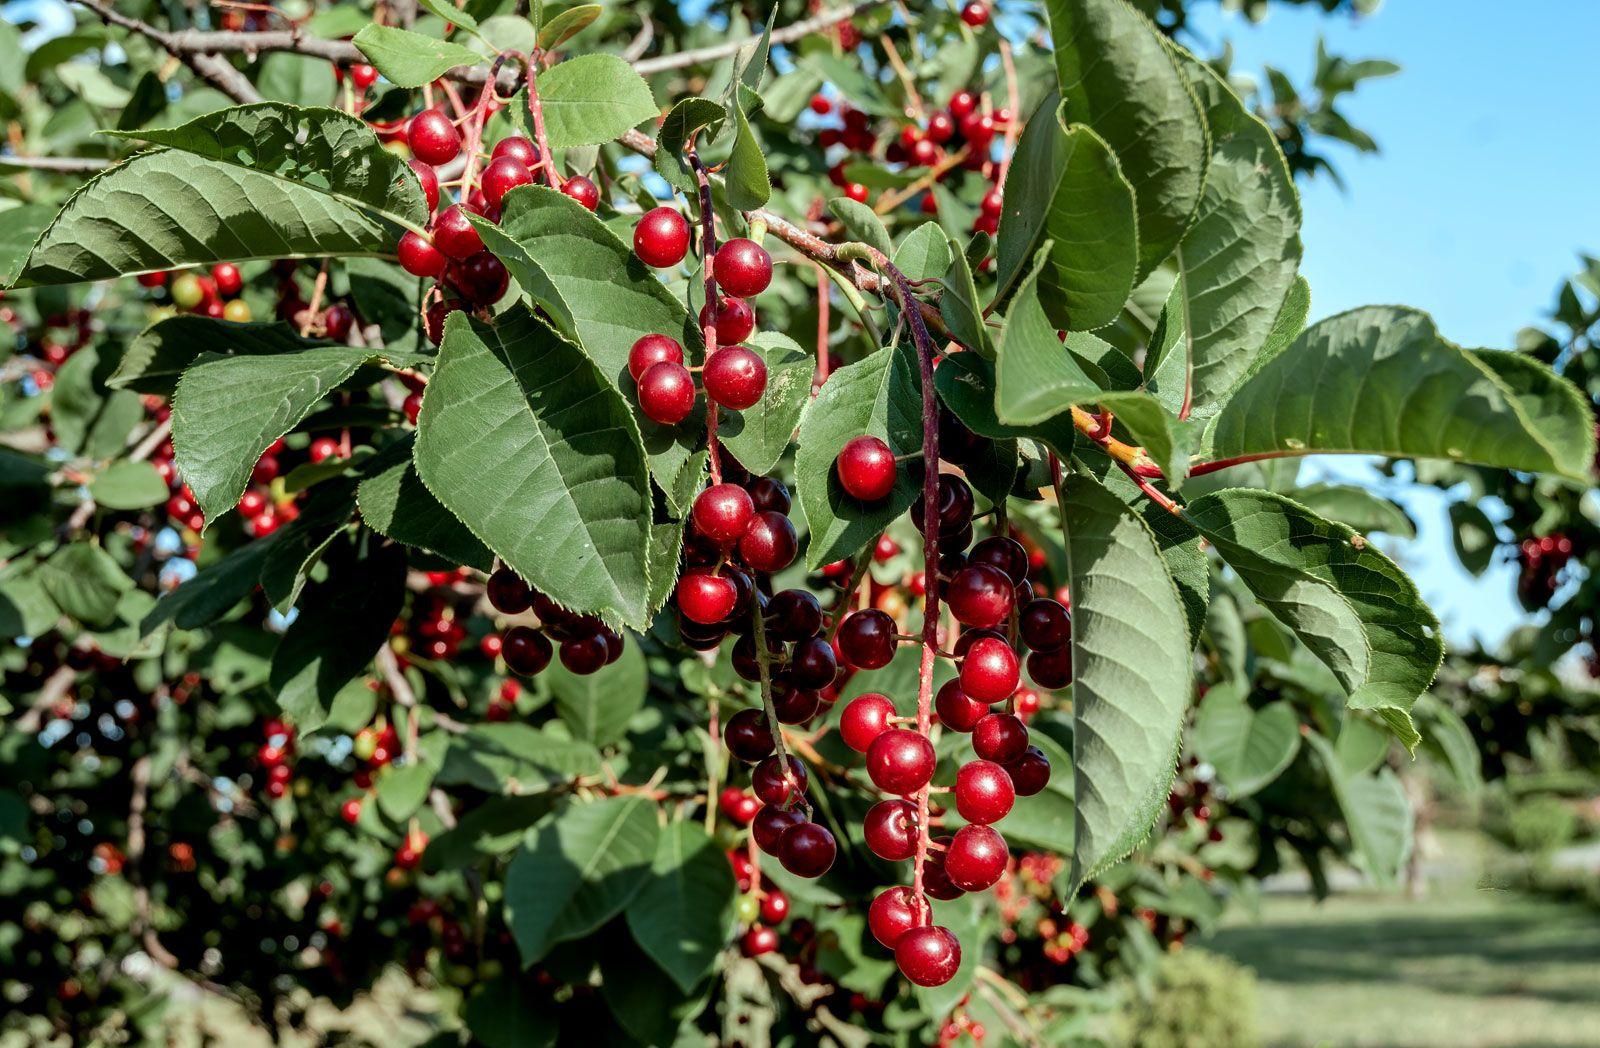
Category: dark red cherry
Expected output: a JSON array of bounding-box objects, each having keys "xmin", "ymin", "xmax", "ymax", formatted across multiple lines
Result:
[
  {"xmin": 752, "ymin": 804, "xmax": 805, "ymax": 855},
  {"xmin": 764, "ymin": 589, "xmax": 823, "ymax": 641},
  {"xmin": 935, "ymin": 679, "xmax": 988, "ymax": 732},
  {"xmin": 1026, "ymin": 646, "xmax": 1073, "ymax": 689},
  {"xmin": 1005, "ymin": 746, "xmax": 1051, "ymax": 797},
  {"xmin": 501, "ymin": 626, "xmax": 552, "ymax": 677},
  {"xmin": 945, "ymin": 564, "xmax": 1015, "ymax": 629},
  {"xmin": 785, "ymin": 636, "xmax": 837, "ymax": 690},
  {"xmin": 713, "ymin": 237, "xmax": 774, "ymax": 297},
  {"xmin": 868, "ymin": 886, "xmax": 926, "ymax": 949},
  {"xmin": 972, "ymin": 713, "xmax": 1028, "ymax": 764},
  {"xmin": 739, "ymin": 511, "xmax": 797, "ymax": 573},
  {"xmin": 637, "ymin": 361, "xmax": 696, "ymax": 424},
  {"xmin": 724, "ymin": 708, "xmax": 775, "ymax": 762},
  {"xmin": 559, "ymin": 633, "xmax": 608, "ymax": 675},
  {"xmin": 746, "ymin": 476, "xmax": 791, "ymax": 514},
  {"xmin": 912, "ymin": 475, "xmax": 974, "ymax": 536},
  {"xmin": 778, "ymin": 821, "xmax": 836, "ymax": 878},
  {"xmin": 487, "ymin": 566, "xmax": 533, "ymax": 613},
  {"xmin": 895, "ymin": 925, "xmax": 961, "ymax": 986},
  {"xmin": 968, "ymin": 535, "xmax": 1029, "ymax": 584},
  {"xmin": 703, "ymin": 346, "xmax": 767, "ymax": 409},
  {"xmin": 752, "ymin": 755, "xmax": 808, "ymax": 806},
  {"xmin": 960, "ymin": 636, "xmax": 1020, "ymax": 703},
  {"xmin": 1020, "ymin": 598, "xmax": 1071, "ymax": 652},
  {"xmin": 628, "ymin": 334, "xmax": 685, "ymax": 381},
  {"xmin": 838, "ymin": 609, "xmax": 898, "ymax": 670},
  {"xmin": 692, "ymin": 483, "xmax": 755, "ymax": 545},
  {"xmin": 634, "ymin": 206, "xmax": 691, "ymax": 268},
  {"xmin": 773, "ymin": 686, "xmax": 821, "ymax": 725}
]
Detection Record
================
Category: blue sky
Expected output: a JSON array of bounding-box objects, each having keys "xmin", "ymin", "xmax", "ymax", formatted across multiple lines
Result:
[{"xmin": 1185, "ymin": 1, "xmax": 1600, "ymax": 646}]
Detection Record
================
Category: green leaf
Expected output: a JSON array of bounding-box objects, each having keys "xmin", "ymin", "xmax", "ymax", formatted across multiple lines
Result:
[
  {"xmin": 416, "ymin": 0, "xmax": 481, "ymax": 31},
  {"xmin": 87, "ymin": 460, "xmax": 168, "ymax": 510},
  {"xmin": 111, "ymin": 316, "xmax": 341, "ymax": 398},
  {"xmin": 1292, "ymin": 483, "xmax": 1415, "ymax": 538},
  {"xmin": 536, "ymin": 4, "xmax": 600, "ymax": 49},
  {"xmin": 892, "ymin": 222, "xmax": 953, "ymax": 283},
  {"xmin": 1192, "ymin": 685, "xmax": 1300, "ymax": 796},
  {"xmin": 1413, "ymin": 694, "xmax": 1482, "ymax": 797},
  {"xmin": 258, "ymin": 480, "xmax": 358, "ymax": 610},
  {"xmin": 1056, "ymin": 474, "xmax": 1192, "ymax": 895},
  {"xmin": 1167, "ymin": 53, "xmax": 1303, "ymax": 418},
  {"xmin": 626, "ymin": 821, "xmax": 737, "ymax": 993},
  {"xmin": 13, "ymin": 103, "xmax": 427, "ymax": 286},
  {"xmin": 357, "ymin": 436, "xmax": 493, "ymax": 571},
  {"xmin": 255, "ymin": 53, "xmax": 336, "ymax": 104},
  {"xmin": 269, "ymin": 540, "xmax": 406, "ymax": 732},
  {"xmin": 38, "ymin": 543, "xmax": 134, "ymax": 628},
  {"xmin": 141, "ymin": 540, "xmax": 275, "ymax": 635},
  {"xmin": 933, "ymin": 352, "xmax": 1076, "ymax": 456},
  {"xmin": 547, "ymin": 635, "xmax": 645, "ymax": 747},
  {"xmin": 718, "ymin": 332, "xmax": 811, "ymax": 477},
  {"xmin": 1205, "ymin": 307, "xmax": 1598, "ymax": 484},
  {"xmin": 653, "ymin": 97, "xmax": 726, "ymax": 193},
  {"xmin": 826, "ymin": 196, "xmax": 892, "ymax": 260},
  {"xmin": 50, "ymin": 348, "xmax": 143, "ymax": 459},
  {"xmin": 414, "ymin": 308, "xmax": 653, "ymax": 628},
  {"xmin": 1044, "ymin": 0, "xmax": 1208, "ymax": 280},
  {"xmin": 172, "ymin": 345, "xmax": 374, "ymax": 522},
  {"xmin": 535, "ymin": 54, "xmax": 657, "ymax": 150},
  {"xmin": 1185, "ymin": 489, "xmax": 1441, "ymax": 747},
  {"xmin": 795, "ymin": 341, "xmax": 922, "ymax": 569},
  {"xmin": 465, "ymin": 975, "xmax": 557, "ymax": 1048},
  {"xmin": 0, "ymin": 204, "xmax": 53, "ymax": 286},
  {"xmin": 722, "ymin": 89, "xmax": 770, "ymax": 211},
  {"xmin": 1305, "ymin": 732, "xmax": 1412, "ymax": 886},
  {"xmin": 1447, "ymin": 500, "xmax": 1498, "ymax": 577},
  {"xmin": 353, "ymin": 25, "xmax": 484, "ymax": 88},
  {"xmin": 505, "ymin": 795, "xmax": 660, "ymax": 965},
  {"xmin": 940, "ymin": 237, "xmax": 991, "ymax": 357},
  {"xmin": 994, "ymin": 93, "xmax": 1138, "ymax": 330},
  {"xmin": 376, "ymin": 759, "xmax": 438, "ymax": 822},
  {"xmin": 436, "ymin": 724, "xmax": 603, "ymax": 793},
  {"xmin": 425, "ymin": 796, "xmax": 554, "ymax": 871}
]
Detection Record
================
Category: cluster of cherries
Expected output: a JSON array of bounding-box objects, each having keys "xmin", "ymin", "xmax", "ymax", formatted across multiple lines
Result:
[
  {"xmin": 628, "ymin": 207, "xmax": 775, "ymax": 425},
  {"xmin": 136, "ymin": 262, "xmax": 252, "ymax": 322},
  {"xmin": 255, "ymin": 716, "xmax": 298, "ymax": 799},
  {"xmin": 1516, "ymin": 532, "xmax": 1575, "ymax": 610},
  {"xmin": 483, "ymin": 565, "xmax": 626, "ymax": 678},
  {"xmin": 2, "ymin": 302, "xmax": 91, "ymax": 393}
]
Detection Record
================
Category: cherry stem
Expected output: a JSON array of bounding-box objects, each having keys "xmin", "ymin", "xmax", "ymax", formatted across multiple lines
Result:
[
  {"xmin": 687, "ymin": 143, "xmax": 724, "ymax": 486},
  {"xmin": 524, "ymin": 50, "xmax": 560, "ymax": 189},
  {"xmin": 456, "ymin": 76, "xmax": 498, "ymax": 206},
  {"xmin": 827, "ymin": 548, "xmax": 874, "ymax": 640},
  {"xmin": 749, "ymin": 593, "xmax": 806, "ymax": 817}
]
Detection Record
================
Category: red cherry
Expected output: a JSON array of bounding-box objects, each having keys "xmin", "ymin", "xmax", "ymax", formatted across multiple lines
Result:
[
  {"xmin": 784, "ymin": 636, "xmax": 837, "ymax": 690},
  {"xmin": 935, "ymin": 679, "xmax": 988, "ymax": 732},
  {"xmin": 760, "ymin": 888, "xmax": 789, "ymax": 924},
  {"xmin": 944, "ymin": 824, "xmax": 1006, "ymax": 891},
  {"xmin": 778, "ymin": 821, "xmax": 836, "ymax": 878},
  {"xmin": 560, "ymin": 175, "xmax": 599, "ymax": 210},
  {"xmin": 309, "ymin": 437, "xmax": 341, "ymax": 463},
  {"xmin": 913, "ymin": 474, "xmax": 975, "ymax": 536},
  {"xmin": 487, "ymin": 566, "xmax": 533, "ymax": 613},
  {"xmin": 949, "ymin": 91, "xmax": 977, "ymax": 119},
  {"xmin": 394, "ymin": 830, "xmax": 429, "ymax": 870},
  {"xmin": 350, "ymin": 63, "xmax": 379, "ymax": 89},
  {"xmin": 960, "ymin": 112, "xmax": 996, "ymax": 149},
  {"xmin": 838, "ymin": 609, "xmax": 898, "ymax": 670},
  {"xmin": 946, "ymin": 563, "xmax": 1015, "ymax": 629},
  {"xmin": 972, "ymin": 713, "xmax": 1028, "ymax": 763},
  {"xmin": 960, "ymin": 2, "xmax": 989, "ymax": 27},
  {"xmin": 322, "ymin": 304, "xmax": 354, "ymax": 341},
  {"xmin": 747, "ymin": 476, "xmax": 792, "ymax": 515},
  {"xmin": 773, "ymin": 686, "xmax": 821, "ymax": 726},
  {"xmin": 864, "ymin": 798, "xmax": 918, "ymax": 860},
  {"xmin": 408, "ymin": 159, "xmax": 440, "ymax": 212},
  {"xmin": 1027, "ymin": 645, "xmax": 1073, "ymax": 689},
  {"xmin": 398, "ymin": 231, "xmax": 446, "ymax": 278},
  {"xmin": 676, "ymin": 572, "xmax": 737, "ymax": 624},
  {"xmin": 501, "ymin": 626, "xmax": 552, "ymax": 677},
  {"xmin": 954, "ymin": 760, "xmax": 1014, "ymax": 825},
  {"xmin": 237, "ymin": 489, "xmax": 267, "ymax": 516},
  {"xmin": 634, "ymin": 206, "xmax": 691, "ymax": 268},
  {"xmin": 764, "ymin": 588, "xmax": 821, "ymax": 641},
  {"xmin": 752, "ymin": 755, "xmax": 808, "ymax": 806},
  {"xmin": 868, "ymin": 886, "xmax": 926, "ymax": 948},
  {"xmin": 752, "ymin": 804, "xmax": 805, "ymax": 854},
  {"xmin": 911, "ymin": 138, "xmax": 939, "ymax": 167},
  {"xmin": 447, "ymin": 251, "xmax": 509, "ymax": 305},
  {"xmin": 627, "ymin": 334, "xmax": 685, "ymax": 381},
  {"xmin": 809, "ymin": 93, "xmax": 832, "ymax": 115},
  {"xmin": 960, "ymin": 636, "xmax": 1020, "ymax": 703},
  {"xmin": 481, "ymin": 156, "xmax": 534, "ymax": 209},
  {"xmin": 431, "ymin": 205, "xmax": 483, "ymax": 259},
  {"xmin": 980, "ymin": 187, "xmax": 1003, "ymax": 217},
  {"xmin": 559, "ymin": 633, "xmax": 608, "ymax": 674},
  {"xmin": 637, "ymin": 361, "xmax": 696, "ymax": 424},
  {"xmin": 969, "ymin": 535, "xmax": 1028, "ymax": 583},
  {"xmin": 844, "ymin": 182, "xmax": 869, "ymax": 203},
  {"xmin": 927, "ymin": 111, "xmax": 956, "ymax": 143},
  {"xmin": 742, "ymin": 924, "xmax": 778, "ymax": 956},
  {"xmin": 703, "ymin": 346, "xmax": 767, "ymax": 409},
  {"xmin": 714, "ymin": 238, "xmax": 774, "ymax": 297},
  {"xmin": 840, "ymin": 693, "xmax": 897, "ymax": 753},
  {"xmin": 425, "ymin": 298, "xmax": 466, "ymax": 345},
  {"xmin": 210, "ymin": 263, "xmax": 242, "ymax": 297},
  {"xmin": 407, "ymin": 109, "xmax": 461, "ymax": 166},
  {"xmin": 835, "ymin": 436, "xmax": 897, "ymax": 501},
  {"xmin": 719, "ymin": 786, "xmax": 759, "ymax": 824},
  {"xmin": 701, "ymin": 295, "xmax": 756, "ymax": 346},
  {"xmin": 340, "ymin": 798, "xmax": 362, "ymax": 824},
  {"xmin": 491, "ymin": 136, "xmax": 539, "ymax": 167},
  {"xmin": 692, "ymin": 483, "xmax": 755, "ymax": 545},
  {"xmin": 1020, "ymin": 598, "xmax": 1071, "ymax": 652},
  {"xmin": 895, "ymin": 925, "xmax": 961, "ymax": 986},
  {"xmin": 739, "ymin": 511, "xmax": 798, "ymax": 573},
  {"xmin": 867, "ymin": 728, "xmax": 937, "ymax": 796},
  {"xmin": 1005, "ymin": 745, "xmax": 1051, "ymax": 796},
  {"xmin": 724, "ymin": 708, "xmax": 775, "ymax": 762}
]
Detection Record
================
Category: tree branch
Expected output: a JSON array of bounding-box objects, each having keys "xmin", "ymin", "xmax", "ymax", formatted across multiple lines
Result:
[{"xmin": 633, "ymin": 0, "xmax": 887, "ymax": 75}]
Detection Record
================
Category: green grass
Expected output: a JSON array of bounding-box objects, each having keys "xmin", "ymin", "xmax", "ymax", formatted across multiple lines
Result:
[{"xmin": 1204, "ymin": 843, "xmax": 1600, "ymax": 1048}]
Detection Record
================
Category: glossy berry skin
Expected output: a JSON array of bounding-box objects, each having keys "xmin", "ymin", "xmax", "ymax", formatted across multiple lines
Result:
[
  {"xmin": 491, "ymin": 136, "xmax": 539, "ymax": 167},
  {"xmin": 955, "ymin": 760, "xmax": 1015, "ymax": 825},
  {"xmin": 499, "ymin": 626, "xmax": 551, "ymax": 677},
  {"xmin": 946, "ymin": 564, "xmax": 1016, "ymax": 629},
  {"xmin": 773, "ymin": 687, "xmax": 820, "ymax": 725},
  {"xmin": 868, "ymin": 887, "xmax": 925, "ymax": 948},
  {"xmin": 752, "ymin": 805, "xmax": 805, "ymax": 855},
  {"xmin": 760, "ymin": 889, "xmax": 789, "ymax": 925},
  {"xmin": 913, "ymin": 474, "xmax": 975, "ymax": 536},
  {"xmin": 740, "ymin": 511, "xmax": 798, "ymax": 573},
  {"xmin": 677, "ymin": 572, "xmax": 737, "ymax": 624},
  {"xmin": 1027, "ymin": 645, "xmax": 1073, "ymax": 689},
  {"xmin": 765, "ymin": 589, "xmax": 822, "ymax": 641},
  {"xmin": 867, "ymin": 729, "xmax": 937, "ymax": 796},
  {"xmin": 637, "ymin": 361, "xmax": 696, "ymax": 424},
  {"xmin": 560, "ymin": 175, "xmax": 600, "ymax": 210},
  {"xmin": 1006, "ymin": 745, "xmax": 1051, "ymax": 796},
  {"xmin": 407, "ymin": 109, "xmax": 461, "ymax": 166},
  {"xmin": 425, "ymin": 298, "xmax": 465, "ymax": 346},
  {"xmin": 559, "ymin": 634, "xmax": 608, "ymax": 675},
  {"xmin": 838, "ymin": 609, "xmax": 898, "ymax": 670},
  {"xmin": 844, "ymin": 182, "xmax": 869, "ymax": 203},
  {"xmin": 896, "ymin": 925, "xmax": 961, "ymax": 987},
  {"xmin": 960, "ymin": 1, "xmax": 989, "ymax": 27},
  {"xmin": 752, "ymin": 755, "xmax": 808, "ymax": 806},
  {"xmin": 431, "ymin": 205, "xmax": 483, "ymax": 260},
  {"xmin": 397, "ymin": 231, "xmax": 446, "ymax": 278},
  {"xmin": 741, "ymin": 925, "xmax": 778, "ymax": 957},
  {"xmin": 448, "ymin": 251, "xmax": 509, "ymax": 306},
  {"xmin": 969, "ymin": 535, "xmax": 1029, "ymax": 584},
  {"xmin": 692, "ymin": 483, "xmax": 754, "ymax": 545},
  {"xmin": 949, "ymin": 91, "xmax": 977, "ymax": 120},
  {"xmin": 714, "ymin": 238, "xmax": 774, "ymax": 297},
  {"xmin": 835, "ymin": 436, "xmax": 897, "ymax": 501},
  {"xmin": 1020, "ymin": 598, "xmax": 1071, "ymax": 652},
  {"xmin": 935, "ymin": 679, "xmax": 988, "ymax": 732},
  {"xmin": 724, "ymin": 708, "xmax": 775, "ymax": 762},
  {"xmin": 747, "ymin": 476, "xmax": 792, "ymax": 515},
  {"xmin": 481, "ymin": 156, "xmax": 534, "ymax": 209},
  {"xmin": 720, "ymin": 786, "xmax": 759, "ymax": 824},
  {"xmin": 487, "ymin": 566, "xmax": 533, "ymax": 613},
  {"xmin": 945, "ymin": 824, "xmax": 1006, "ymax": 891},
  {"xmin": 840, "ymin": 693, "xmax": 897, "ymax": 753},
  {"xmin": 703, "ymin": 347, "xmax": 767, "ymax": 409},
  {"xmin": 210, "ymin": 263, "xmax": 242, "ymax": 297},
  {"xmin": 863, "ymin": 799, "xmax": 918, "ymax": 860},
  {"xmin": 408, "ymin": 159, "xmax": 440, "ymax": 212},
  {"xmin": 778, "ymin": 821, "xmax": 836, "ymax": 878},
  {"xmin": 627, "ymin": 334, "xmax": 685, "ymax": 381},
  {"xmin": 702, "ymin": 295, "xmax": 755, "ymax": 345},
  {"xmin": 785, "ymin": 635, "xmax": 838, "ymax": 691},
  {"xmin": 973, "ymin": 713, "xmax": 1029, "ymax": 764},
  {"xmin": 961, "ymin": 636, "xmax": 1020, "ymax": 703},
  {"xmin": 634, "ymin": 207, "xmax": 691, "ymax": 268}
]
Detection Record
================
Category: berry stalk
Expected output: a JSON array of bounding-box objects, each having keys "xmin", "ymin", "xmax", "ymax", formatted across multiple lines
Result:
[{"xmin": 688, "ymin": 144, "xmax": 725, "ymax": 485}]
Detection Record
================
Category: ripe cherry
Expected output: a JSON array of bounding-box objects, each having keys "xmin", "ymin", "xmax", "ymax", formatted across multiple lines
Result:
[
  {"xmin": 778, "ymin": 821, "xmax": 836, "ymax": 878},
  {"xmin": 431, "ymin": 205, "xmax": 483, "ymax": 260},
  {"xmin": 1006, "ymin": 745, "xmax": 1051, "ymax": 796},
  {"xmin": 407, "ymin": 109, "xmax": 461, "ymax": 166},
  {"xmin": 408, "ymin": 159, "xmax": 440, "ymax": 212},
  {"xmin": 840, "ymin": 693, "xmax": 897, "ymax": 752},
  {"xmin": 747, "ymin": 476, "xmax": 792, "ymax": 514},
  {"xmin": 634, "ymin": 206, "xmax": 691, "ymax": 268},
  {"xmin": 487, "ymin": 566, "xmax": 533, "ymax": 613},
  {"xmin": 724, "ymin": 708, "xmax": 775, "ymax": 762},
  {"xmin": 864, "ymin": 798, "xmax": 917, "ymax": 860},
  {"xmin": 784, "ymin": 636, "xmax": 838, "ymax": 690},
  {"xmin": 809, "ymin": 93, "xmax": 832, "ymax": 115},
  {"xmin": 838, "ymin": 609, "xmax": 898, "ymax": 670},
  {"xmin": 867, "ymin": 728, "xmax": 937, "ymax": 796},
  {"xmin": 927, "ymin": 111, "xmax": 955, "ymax": 143},
  {"xmin": 972, "ymin": 712, "xmax": 1029, "ymax": 764},
  {"xmin": 637, "ymin": 361, "xmax": 697, "ymax": 424},
  {"xmin": 949, "ymin": 91, "xmax": 977, "ymax": 120},
  {"xmin": 1027, "ymin": 645, "xmax": 1073, "ymax": 689},
  {"xmin": 720, "ymin": 787, "xmax": 760, "ymax": 825},
  {"xmin": 692, "ymin": 483, "xmax": 755, "ymax": 545},
  {"xmin": 944, "ymin": 824, "xmax": 1006, "ymax": 891},
  {"xmin": 752, "ymin": 755, "xmax": 808, "ymax": 806},
  {"xmin": 773, "ymin": 687, "xmax": 821, "ymax": 725},
  {"xmin": 425, "ymin": 298, "xmax": 466, "ymax": 345},
  {"xmin": 935, "ymin": 679, "xmax": 988, "ymax": 732},
  {"xmin": 869, "ymin": 886, "xmax": 925, "ymax": 949},
  {"xmin": 895, "ymin": 925, "xmax": 961, "ymax": 987},
  {"xmin": 703, "ymin": 346, "xmax": 767, "ymax": 409},
  {"xmin": 765, "ymin": 589, "xmax": 822, "ymax": 641},
  {"xmin": 946, "ymin": 563, "xmax": 1015, "ymax": 629},
  {"xmin": 340, "ymin": 797, "xmax": 362, "ymax": 824},
  {"xmin": 210, "ymin": 263, "xmax": 242, "ymax": 297},
  {"xmin": 955, "ymin": 760, "xmax": 1015, "ymax": 825},
  {"xmin": 481, "ymin": 156, "xmax": 534, "ymax": 209},
  {"xmin": 961, "ymin": 636, "xmax": 1020, "ymax": 703},
  {"xmin": 844, "ymin": 182, "xmax": 869, "ymax": 203},
  {"xmin": 913, "ymin": 474, "xmax": 975, "ymax": 536},
  {"xmin": 702, "ymin": 295, "xmax": 755, "ymax": 345},
  {"xmin": 740, "ymin": 511, "xmax": 798, "ymax": 573},
  {"xmin": 350, "ymin": 63, "xmax": 379, "ymax": 90},
  {"xmin": 714, "ymin": 238, "xmax": 774, "ymax": 297},
  {"xmin": 398, "ymin": 231, "xmax": 446, "ymax": 278},
  {"xmin": 491, "ymin": 135, "xmax": 539, "ymax": 167},
  {"xmin": 628, "ymin": 334, "xmax": 685, "ymax": 381},
  {"xmin": 448, "ymin": 251, "xmax": 509, "ymax": 305},
  {"xmin": 677, "ymin": 572, "xmax": 737, "ymax": 624},
  {"xmin": 560, "ymin": 175, "xmax": 600, "ymax": 210},
  {"xmin": 1020, "ymin": 597, "xmax": 1071, "ymax": 652},
  {"xmin": 969, "ymin": 535, "xmax": 1028, "ymax": 584},
  {"xmin": 980, "ymin": 187, "xmax": 1003, "ymax": 217},
  {"xmin": 960, "ymin": 2, "xmax": 990, "ymax": 27},
  {"xmin": 835, "ymin": 436, "xmax": 897, "ymax": 501},
  {"xmin": 309, "ymin": 437, "xmax": 341, "ymax": 463},
  {"xmin": 752, "ymin": 804, "xmax": 805, "ymax": 854},
  {"xmin": 559, "ymin": 633, "xmax": 608, "ymax": 674},
  {"xmin": 760, "ymin": 889, "xmax": 789, "ymax": 924},
  {"xmin": 741, "ymin": 924, "xmax": 778, "ymax": 957}
]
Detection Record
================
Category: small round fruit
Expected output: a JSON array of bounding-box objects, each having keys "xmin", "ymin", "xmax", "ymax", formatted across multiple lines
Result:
[
  {"xmin": 869, "ymin": 887, "xmax": 925, "ymax": 949},
  {"xmin": 1020, "ymin": 597, "xmax": 1071, "ymax": 652},
  {"xmin": 431, "ymin": 205, "xmax": 483, "ymax": 259},
  {"xmin": 954, "ymin": 760, "xmax": 1015, "ymax": 825},
  {"xmin": 350, "ymin": 63, "xmax": 379, "ymax": 89},
  {"xmin": 637, "ymin": 361, "xmax": 696, "ymax": 425},
  {"xmin": 487, "ymin": 566, "xmax": 533, "ymax": 613},
  {"xmin": 1006, "ymin": 746, "xmax": 1051, "ymax": 796},
  {"xmin": 741, "ymin": 924, "xmax": 778, "ymax": 957},
  {"xmin": 838, "ymin": 609, "xmax": 898, "ymax": 670},
  {"xmin": 840, "ymin": 693, "xmax": 897, "ymax": 753},
  {"xmin": 773, "ymin": 687, "xmax": 821, "ymax": 725},
  {"xmin": 702, "ymin": 295, "xmax": 755, "ymax": 346},
  {"xmin": 960, "ymin": 2, "xmax": 989, "ymax": 28},
  {"xmin": 407, "ymin": 109, "xmax": 461, "ymax": 166},
  {"xmin": 895, "ymin": 926, "xmax": 961, "ymax": 986},
  {"xmin": 835, "ymin": 436, "xmax": 896, "ymax": 501},
  {"xmin": 724, "ymin": 708, "xmax": 775, "ymax": 762},
  {"xmin": 765, "ymin": 589, "xmax": 822, "ymax": 641},
  {"xmin": 972, "ymin": 713, "xmax": 1029, "ymax": 764},
  {"xmin": 211, "ymin": 262, "xmax": 243, "ymax": 297},
  {"xmin": 747, "ymin": 476, "xmax": 791, "ymax": 514},
  {"xmin": 1027, "ymin": 645, "xmax": 1073, "ymax": 689},
  {"xmin": 559, "ymin": 634, "xmax": 608, "ymax": 675},
  {"xmin": 969, "ymin": 535, "xmax": 1028, "ymax": 584},
  {"xmin": 740, "ymin": 511, "xmax": 798, "ymax": 573},
  {"xmin": 223, "ymin": 300, "xmax": 251, "ymax": 323},
  {"xmin": 171, "ymin": 273, "xmax": 205, "ymax": 310},
  {"xmin": 752, "ymin": 755, "xmax": 808, "ymax": 806},
  {"xmin": 784, "ymin": 636, "xmax": 837, "ymax": 690},
  {"xmin": 752, "ymin": 805, "xmax": 805, "ymax": 855},
  {"xmin": 491, "ymin": 136, "xmax": 539, "ymax": 167},
  {"xmin": 481, "ymin": 156, "xmax": 534, "ymax": 209},
  {"xmin": 560, "ymin": 174, "xmax": 599, "ymax": 210},
  {"xmin": 408, "ymin": 159, "xmax": 440, "ymax": 212},
  {"xmin": 761, "ymin": 889, "xmax": 789, "ymax": 924},
  {"xmin": 960, "ymin": 636, "xmax": 1020, "ymax": 704},
  {"xmin": 633, "ymin": 206, "xmax": 691, "ymax": 268},
  {"xmin": 844, "ymin": 182, "xmax": 869, "ymax": 203},
  {"xmin": 628, "ymin": 334, "xmax": 685, "ymax": 381},
  {"xmin": 703, "ymin": 346, "xmax": 767, "ymax": 409},
  {"xmin": 946, "ymin": 564, "xmax": 1015, "ymax": 629},
  {"xmin": 398, "ymin": 231, "xmax": 447, "ymax": 277},
  {"xmin": 714, "ymin": 237, "xmax": 774, "ymax": 297},
  {"xmin": 864, "ymin": 798, "xmax": 917, "ymax": 860},
  {"xmin": 934, "ymin": 679, "xmax": 988, "ymax": 733},
  {"xmin": 692, "ymin": 483, "xmax": 755, "ymax": 545},
  {"xmin": 501, "ymin": 626, "xmax": 552, "ymax": 677},
  {"xmin": 913, "ymin": 474, "xmax": 975, "ymax": 536},
  {"xmin": 735, "ymin": 893, "xmax": 761, "ymax": 924},
  {"xmin": 866, "ymin": 729, "xmax": 937, "ymax": 796},
  {"xmin": 677, "ymin": 572, "xmax": 737, "ymax": 624},
  {"xmin": 949, "ymin": 91, "xmax": 977, "ymax": 119},
  {"xmin": 944, "ymin": 824, "xmax": 1006, "ymax": 892},
  {"xmin": 778, "ymin": 821, "xmax": 836, "ymax": 878},
  {"xmin": 448, "ymin": 251, "xmax": 509, "ymax": 306},
  {"xmin": 809, "ymin": 93, "xmax": 832, "ymax": 115},
  {"xmin": 425, "ymin": 298, "xmax": 466, "ymax": 346}
]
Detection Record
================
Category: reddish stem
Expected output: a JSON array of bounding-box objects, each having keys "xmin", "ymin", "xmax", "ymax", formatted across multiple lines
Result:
[
  {"xmin": 524, "ymin": 51, "xmax": 560, "ymax": 188},
  {"xmin": 688, "ymin": 144, "xmax": 724, "ymax": 485}
]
